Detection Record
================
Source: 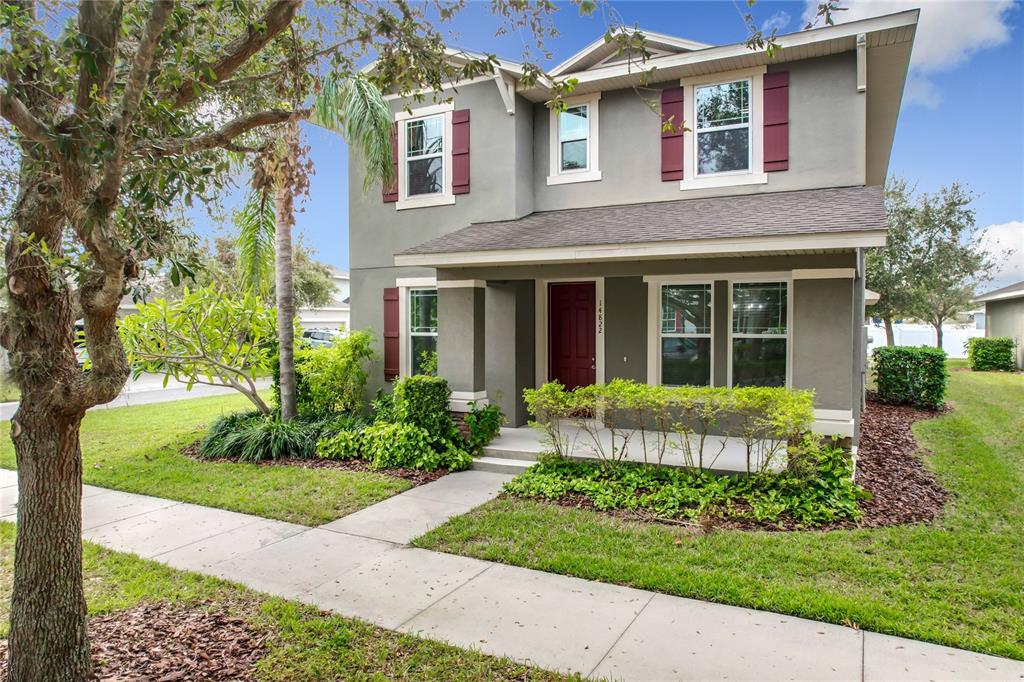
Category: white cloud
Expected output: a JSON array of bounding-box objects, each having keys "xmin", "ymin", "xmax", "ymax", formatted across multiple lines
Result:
[
  {"xmin": 980, "ymin": 220, "xmax": 1024, "ymax": 289},
  {"xmin": 803, "ymin": 0, "xmax": 1015, "ymax": 106},
  {"xmin": 762, "ymin": 11, "xmax": 792, "ymax": 34}
]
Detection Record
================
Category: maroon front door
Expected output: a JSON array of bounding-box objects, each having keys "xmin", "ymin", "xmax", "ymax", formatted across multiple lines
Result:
[{"xmin": 549, "ymin": 282, "xmax": 596, "ymax": 390}]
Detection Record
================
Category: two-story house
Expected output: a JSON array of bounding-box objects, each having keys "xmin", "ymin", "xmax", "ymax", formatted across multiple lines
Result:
[{"xmin": 349, "ymin": 10, "xmax": 918, "ymax": 444}]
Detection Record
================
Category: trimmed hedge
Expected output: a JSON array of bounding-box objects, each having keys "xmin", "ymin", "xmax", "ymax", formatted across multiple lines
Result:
[
  {"xmin": 394, "ymin": 374, "xmax": 458, "ymax": 439},
  {"xmin": 967, "ymin": 336, "xmax": 1016, "ymax": 372},
  {"xmin": 872, "ymin": 345, "xmax": 947, "ymax": 410}
]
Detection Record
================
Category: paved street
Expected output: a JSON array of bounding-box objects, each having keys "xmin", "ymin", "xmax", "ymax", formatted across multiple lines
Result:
[{"xmin": 1, "ymin": 468, "xmax": 1020, "ymax": 681}]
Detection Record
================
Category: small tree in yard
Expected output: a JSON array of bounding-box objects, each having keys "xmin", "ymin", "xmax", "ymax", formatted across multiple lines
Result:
[
  {"xmin": 866, "ymin": 178, "xmax": 917, "ymax": 345},
  {"xmin": 120, "ymin": 287, "xmax": 277, "ymax": 414}
]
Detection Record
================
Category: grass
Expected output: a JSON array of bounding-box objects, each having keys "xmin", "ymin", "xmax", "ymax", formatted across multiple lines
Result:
[
  {"xmin": 415, "ymin": 366, "xmax": 1024, "ymax": 660},
  {"xmin": 0, "ymin": 523, "xmax": 571, "ymax": 681},
  {"xmin": 0, "ymin": 394, "xmax": 410, "ymax": 526},
  {"xmin": 0, "ymin": 381, "xmax": 18, "ymax": 403}
]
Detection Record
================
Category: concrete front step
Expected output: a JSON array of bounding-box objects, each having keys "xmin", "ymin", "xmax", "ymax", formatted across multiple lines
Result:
[
  {"xmin": 479, "ymin": 446, "xmax": 541, "ymax": 462},
  {"xmin": 470, "ymin": 456, "xmax": 535, "ymax": 475}
]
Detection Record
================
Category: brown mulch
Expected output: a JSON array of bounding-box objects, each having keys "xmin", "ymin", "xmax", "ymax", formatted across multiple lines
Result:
[
  {"xmin": 180, "ymin": 440, "xmax": 446, "ymax": 487},
  {"xmin": 0, "ymin": 601, "xmax": 268, "ymax": 681},
  {"xmin": 524, "ymin": 396, "xmax": 951, "ymax": 533}
]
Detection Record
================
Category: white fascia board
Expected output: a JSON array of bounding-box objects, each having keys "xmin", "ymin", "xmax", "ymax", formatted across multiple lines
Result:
[
  {"xmin": 551, "ymin": 10, "xmax": 918, "ymax": 85},
  {"xmin": 550, "ymin": 29, "xmax": 714, "ymax": 77},
  {"xmin": 973, "ymin": 289, "xmax": 1024, "ymax": 304},
  {"xmin": 394, "ymin": 230, "xmax": 889, "ymax": 268}
]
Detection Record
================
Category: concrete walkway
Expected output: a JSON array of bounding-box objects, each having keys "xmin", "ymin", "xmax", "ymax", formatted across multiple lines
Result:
[{"xmin": 1, "ymin": 468, "xmax": 1021, "ymax": 681}]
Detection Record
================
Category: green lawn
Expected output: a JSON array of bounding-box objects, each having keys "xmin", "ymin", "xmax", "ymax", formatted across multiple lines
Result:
[
  {"xmin": 0, "ymin": 394, "xmax": 410, "ymax": 526},
  {"xmin": 416, "ymin": 366, "xmax": 1024, "ymax": 660},
  {"xmin": 0, "ymin": 523, "xmax": 571, "ymax": 681}
]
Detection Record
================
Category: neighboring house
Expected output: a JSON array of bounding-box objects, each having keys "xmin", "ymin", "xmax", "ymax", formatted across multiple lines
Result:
[
  {"xmin": 973, "ymin": 281, "xmax": 1024, "ymax": 369},
  {"xmin": 349, "ymin": 11, "xmax": 919, "ymax": 444},
  {"xmin": 299, "ymin": 267, "xmax": 351, "ymax": 332}
]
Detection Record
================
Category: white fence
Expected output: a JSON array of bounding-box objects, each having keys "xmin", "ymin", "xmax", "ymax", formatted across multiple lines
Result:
[{"xmin": 866, "ymin": 323, "xmax": 983, "ymax": 359}]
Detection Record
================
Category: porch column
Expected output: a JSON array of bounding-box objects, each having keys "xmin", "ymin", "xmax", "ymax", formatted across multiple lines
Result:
[{"xmin": 437, "ymin": 280, "xmax": 487, "ymax": 411}]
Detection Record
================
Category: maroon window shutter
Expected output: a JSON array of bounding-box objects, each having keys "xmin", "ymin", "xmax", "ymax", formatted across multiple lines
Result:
[
  {"xmin": 382, "ymin": 123, "xmax": 399, "ymax": 202},
  {"xmin": 660, "ymin": 87, "xmax": 684, "ymax": 181},
  {"xmin": 763, "ymin": 71, "xmax": 789, "ymax": 172},
  {"xmin": 452, "ymin": 109, "xmax": 470, "ymax": 195},
  {"xmin": 383, "ymin": 287, "xmax": 400, "ymax": 380}
]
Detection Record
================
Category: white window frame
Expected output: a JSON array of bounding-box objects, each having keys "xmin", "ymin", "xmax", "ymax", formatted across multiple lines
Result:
[
  {"xmin": 679, "ymin": 67, "xmax": 768, "ymax": 191},
  {"xmin": 396, "ymin": 276, "xmax": 437, "ymax": 377},
  {"xmin": 656, "ymin": 281, "xmax": 715, "ymax": 387},
  {"xmin": 547, "ymin": 93, "xmax": 602, "ymax": 185},
  {"xmin": 396, "ymin": 103, "xmax": 455, "ymax": 210},
  {"xmin": 727, "ymin": 278, "xmax": 792, "ymax": 389}
]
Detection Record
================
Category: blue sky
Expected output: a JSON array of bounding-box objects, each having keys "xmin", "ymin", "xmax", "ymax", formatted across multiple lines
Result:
[{"xmin": 199, "ymin": 1, "xmax": 1023, "ymax": 284}]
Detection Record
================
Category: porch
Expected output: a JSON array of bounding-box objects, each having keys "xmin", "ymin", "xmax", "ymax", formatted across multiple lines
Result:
[{"xmin": 472, "ymin": 424, "xmax": 785, "ymax": 476}]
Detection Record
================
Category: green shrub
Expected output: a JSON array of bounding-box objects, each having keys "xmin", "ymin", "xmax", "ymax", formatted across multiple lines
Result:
[
  {"xmin": 200, "ymin": 412, "xmax": 320, "ymax": 462},
  {"xmin": 370, "ymin": 388, "xmax": 396, "ymax": 423},
  {"xmin": 274, "ymin": 330, "xmax": 376, "ymax": 418},
  {"xmin": 317, "ymin": 429, "xmax": 364, "ymax": 460},
  {"xmin": 505, "ymin": 437, "xmax": 863, "ymax": 527},
  {"xmin": 360, "ymin": 421, "xmax": 471, "ymax": 471},
  {"xmin": 872, "ymin": 345, "xmax": 948, "ymax": 410},
  {"xmin": 967, "ymin": 336, "xmax": 1015, "ymax": 372},
  {"xmin": 393, "ymin": 375, "xmax": 459, "ymax": 439},
  {"xmin": 463, "ymin": 401, "xmax": 504, "ymax": 454}
]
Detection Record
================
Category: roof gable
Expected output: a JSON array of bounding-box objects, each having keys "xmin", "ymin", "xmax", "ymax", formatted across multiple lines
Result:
[{"xmin": 550, "ymin": 29, "xmax": 712, "ymax": 77}]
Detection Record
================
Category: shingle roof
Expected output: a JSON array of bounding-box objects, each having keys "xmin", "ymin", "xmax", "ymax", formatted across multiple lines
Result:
[
  {"xmin": 399, "ymin": 186, "xmax": 886, "ymax": 256},
  {"xmin": 974, "ymin": 280, "xmax": 1024, "ymax": 303}
]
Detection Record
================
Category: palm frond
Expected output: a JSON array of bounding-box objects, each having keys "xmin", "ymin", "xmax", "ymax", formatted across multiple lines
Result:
[
  {"xmin": 313, "ymin": 74, "xmax": 394, "ymax": 192},
  {"xmin": 236, "ymin": 190, "xmax": 276, "ymax": 296}
]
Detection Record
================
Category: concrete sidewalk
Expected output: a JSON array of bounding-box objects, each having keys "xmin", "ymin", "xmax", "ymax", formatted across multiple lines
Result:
[{"xmin": 1, "ymin": 467, "xmax": 1021, "ymax": 681}]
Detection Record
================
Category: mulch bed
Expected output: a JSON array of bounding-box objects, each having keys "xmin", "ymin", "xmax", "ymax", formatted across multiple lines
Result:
[
  {"xmin": 181, "ymin": 440, "xmax": 446, "ymax": 487},
  {"xmin": 520, "ymin": 396, "xmax": 951, "ymax": 533},
  {"xmin": 0, "ymin": 601, "xmax": 268, "ymax": 681}
]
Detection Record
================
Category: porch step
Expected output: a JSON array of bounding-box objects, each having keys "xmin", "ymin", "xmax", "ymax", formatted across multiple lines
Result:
[
  {"xmin": 480, "ymin": 446, "xmax": 541, "ymax": 462},
  {"xmin": 470, "ymin": 456, "xmax": 535, "ymax": 475}
]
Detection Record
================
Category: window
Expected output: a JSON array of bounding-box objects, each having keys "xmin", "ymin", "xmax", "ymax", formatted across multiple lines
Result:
[
  {"xmin": 559, "ymin": 105, "xmax": 589, "ymax": 171},
  {"xmin": 731, "ymin": 282, "xmax": 787, "ymax": 387},
  {"xmin": 660, "ymin": 284, "xmax": 712, "ymax": 386},
  {"xmin": 695, "ymin": 79, "xmax": 750, "ymax": 176},
  {"xmin": 547, "ymin": 93, "xmax": 601, "ymax": 185},
  {"xmin": 405, "ymin": 115, "xmax": 444, "ymax": 196},
  {"xmin": 409, "ymin": 288, "xmax": 438, "ymax": 375}
]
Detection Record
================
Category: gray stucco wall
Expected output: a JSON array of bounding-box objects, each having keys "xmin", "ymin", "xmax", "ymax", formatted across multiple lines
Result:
[
  {"xmin": 531, "ymin": 52, "xmax": 865, "ymax": 212},
  {"xmin": 485, "ymin": 280, "xmax": 536, "ymax": 425},
  {"xmin": 792, "ymin": 278, "xmax": 855, "ymax": 410},
  {"xmin": 986, "ymin": 298, "xmax": 1024, "ymax": 369},
  {"xmin": 605, "ymin": 277, "xmax": 647, "ymax": 383}
]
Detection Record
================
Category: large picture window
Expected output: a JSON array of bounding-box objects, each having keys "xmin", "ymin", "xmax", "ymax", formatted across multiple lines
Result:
[
  {"xmin": 731, "ymin": 282, "xmax": 787, "ymax": 387},
  {"xmin": 405, "ymin": 115, "xmax": 444, "ymax": 197},
  {"xmin": 695, "ymin": 79, "xmax": 750, "ymax": 176},
  {"xmin": 558, "ymin": 104, "xmax": 589, "ymax": 172},
  {"xmin": 409, "ymin": 288, "xmax": 438, "ymax": 375},
  {"xmin": 660, "ymin": 284, "xmax": 712, "ymax": 386}
]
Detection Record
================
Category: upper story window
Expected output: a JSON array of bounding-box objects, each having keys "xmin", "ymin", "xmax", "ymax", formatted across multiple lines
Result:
[
  {"xmin": 696, "ymin": 80, "xmax": 750, "ymax": 176},
  {"xmin": 547, "ymin": 93, "xmax": 602, "ymax": 186},
  {"xmin": 396, "ymin": 103, "xmax": 456, "ymax": 210},
  {"xmin": 406, "ymin": 115, "xmax": 444, "ymax": 196},
  {"xmin": 680, "ymin": 67, "xmax": 767, "ymax": 190}
]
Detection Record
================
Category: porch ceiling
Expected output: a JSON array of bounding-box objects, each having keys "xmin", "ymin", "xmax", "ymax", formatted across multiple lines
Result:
[{"xmin": 395, "ymin": 186, "xmax": 887, "ymax": 267}]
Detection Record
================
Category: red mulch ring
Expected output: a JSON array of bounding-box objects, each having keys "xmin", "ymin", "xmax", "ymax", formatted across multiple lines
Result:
[
  {"xmin": 0, "ymin": 601, "xmax": 267, "ymax": 681},
  {"xmin": 181, "ymin": 440, "xmax": 446, "ymax": 487}
]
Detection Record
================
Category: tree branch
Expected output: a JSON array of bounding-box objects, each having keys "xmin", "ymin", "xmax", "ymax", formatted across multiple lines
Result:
[
  {"xmin": 75, "ymin": 0, "xmax": 123, "ymax": 112},
  {"xmin": 169, "ymin": 0, "xmax": 301, "ymax": 110},
  {"xmin": 0, "ymin": 92, "xmax": 52, "ymax": 146},
  {"xmin": 137, "ymin": 107, "xmax": 308, "ymax": 159}
]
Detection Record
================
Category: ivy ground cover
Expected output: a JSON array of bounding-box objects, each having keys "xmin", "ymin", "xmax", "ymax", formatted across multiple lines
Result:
[{"xmin": 416, "ymin": 366, "xmax": 1024, "ymax": 660}]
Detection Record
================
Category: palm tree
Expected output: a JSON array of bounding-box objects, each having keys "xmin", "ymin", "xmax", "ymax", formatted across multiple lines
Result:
[{"xmin": 236, "ymin": 75, "xmax": 394, "ymax": 420}]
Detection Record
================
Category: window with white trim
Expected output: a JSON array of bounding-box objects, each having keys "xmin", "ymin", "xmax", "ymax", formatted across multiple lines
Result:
[
  {"xmin": 409, "ymin": 288, "xmax": 437, "ymax": 375},
  {"xmin": 405, "ymin": 115, "xmax": 444, "ymax": 196},
  {"xmin": 695, "ymin": 79, "xmax": 750, "ymax": 176},
  {"xmin": 547, "ymin": 93, "xmax": 601, "ymax": 185},
  {"xmin": 660, "ymin": 283, "xmax": 712, "ymax": 386},
  {"xmin": 731, "ymin": 282, "xmax": 787, "ymax": 387}
]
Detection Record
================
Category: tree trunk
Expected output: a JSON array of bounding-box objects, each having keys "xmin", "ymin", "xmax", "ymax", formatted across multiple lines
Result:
[
  {"xmin": 934, "ymin": 322, "xmax": 944, "ymax": 350},
  {"xmin": 7, "ymin": 408, "xmax": 91, "ymax": 681},
  {"xmin": 884, "ymin": 317, "xmax": 895, "ymax": 346},
  {"xmin": 274, "ymin": 121, "xmax": 299, "ymax": 421}
]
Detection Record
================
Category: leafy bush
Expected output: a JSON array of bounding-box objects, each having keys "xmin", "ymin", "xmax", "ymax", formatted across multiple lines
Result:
[
  {"xmin": 393, "ymin": 375, "xmax": 459, "ymax": 439},
  {"xmin": 317, "ymin": 429, "xmax": 364, "ymax": 460},
  {"xmin": 370, "ymin": 388, "xmax": 396, "ymax": 423},
  {"xmin": 967, "ymin": 336, "xmax": 1016, "ymax": 372},
  {"xmin": 523, "ymin": 380, "xmax": 814, "ymax": 471},
  {"xmin": 872, "ymin": 345, "xmax": 948, "ymax": 410},
  {"xmin": 506, "ymin": 437, "xmax": 863, "ymax": 527},
  {"xmin": 359, "ymin": 421, "xmax": 471, "ymax": 471},
  {"xmin": 200, "ymin": 412, "xmax": 320, "ymax": 462},
  {"xmin": 463, "ymin": 401, "xmax": 504, "ymax": 454},
  {"xmin": 274, "ymin": 330, "xmax": 376, "ymax": 418}
]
